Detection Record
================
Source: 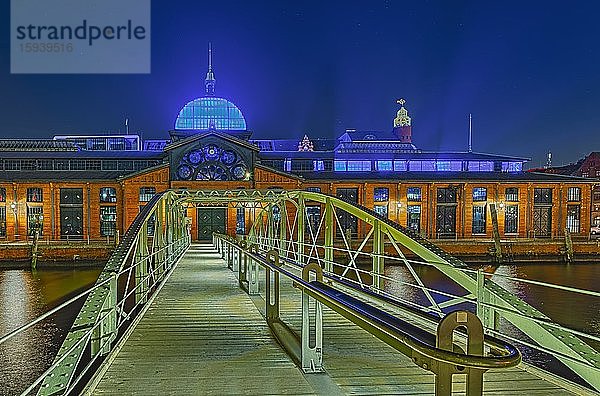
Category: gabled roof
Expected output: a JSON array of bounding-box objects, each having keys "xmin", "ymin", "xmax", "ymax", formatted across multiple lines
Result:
[{"xmin": 164, "ymin": 130, "xmax": 260, "ymax": 152}]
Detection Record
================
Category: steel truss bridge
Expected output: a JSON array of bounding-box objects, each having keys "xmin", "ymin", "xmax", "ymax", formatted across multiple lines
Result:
[{"xmin": 1, "ymin": 189, "xmax": 599, "ymax": 395}]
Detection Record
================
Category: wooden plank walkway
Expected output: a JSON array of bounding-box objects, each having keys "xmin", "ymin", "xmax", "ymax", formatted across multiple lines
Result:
[{"xmin": 91, "ymin": 243, "xmax": 584, "ymax": 395}]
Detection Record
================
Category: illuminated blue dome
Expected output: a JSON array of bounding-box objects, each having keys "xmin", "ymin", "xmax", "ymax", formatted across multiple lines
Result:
[{"xmin": 175, "ymin": 97, "xmax": 247, "ymax": 130}]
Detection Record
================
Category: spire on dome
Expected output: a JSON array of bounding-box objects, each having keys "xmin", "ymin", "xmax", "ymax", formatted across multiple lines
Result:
[
  {"xmin": 394, "ymin": 98, "xmax": 411, "ymax": 127},
  {"xmin": 205, "ymin": 42, "xmax": 216, "ymax": 95}
]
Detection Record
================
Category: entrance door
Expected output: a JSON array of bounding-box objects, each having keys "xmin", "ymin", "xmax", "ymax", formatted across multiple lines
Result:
[
  {"xmin": 197, "ymin": 208, "xmax": 227, "ymax": 240},
  {"xmin": 436, "ymin": 205, "xmax": 456, "ymax": 238},
  {"xmin": 61, "ymin": 207, "xmax": 83, "ymax": 239},
  {"xmin": 533, "ymin": 206, "xmax": 552, "ymax": 237}
]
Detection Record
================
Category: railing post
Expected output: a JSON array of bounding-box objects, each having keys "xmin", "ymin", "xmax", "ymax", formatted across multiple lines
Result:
[
  {"xmin": 228, "ymin": 240, "xmax": 233, "ymax": 270},
  {"xmin": 265, "ymin": 249, "xmax": 280, "ymax": 321},
  {"xmin": 238, "ymin": 240, "xmax": 248, "ymax": 288},
  {"xmin": 301, "ymin": 262, "xmax": 324, "ymax": 373},
  {"xmin": 135, "ymin": 223, "xmax": 150, "ymax": 304},
  {"xmin": 324, "ymin": 198, "xmax": 334, "ymax": 273},
  {"xmin": 435, "ymin": 311, "xmax": 485, "ymax": 396},
  {"xmin": 248, "ymin": 244, "xmax": 260, "ymax": 295},
  {"xmin": 298, "ymin": 197, "xmax": 306, "ymax": 265},
  {"xmin": 91, "ymin": 271, "xmax": 117, "ymax": 357},
  {"xmin": 372, "ymin": 220, "xmax": 384, "ymax": 292}
]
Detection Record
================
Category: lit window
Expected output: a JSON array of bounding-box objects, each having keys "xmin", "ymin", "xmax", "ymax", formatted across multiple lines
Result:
[
  {"xmin": 436, "ymin": 161, "xmax": 462, "ymax": 171},
  {"xmin": 100, "ymin": 187, "xmax": 117, "ymax": 203},
  {"xmin": 347, "ymin": 161, "xmax": 372, "ymax": 171},
  {"xmin": 313, "ymin": 160, "xmax": 325, "ymax": 171},
  {"xmin": 306, "ymin": 187, "xmax": 321, "ymax": 193},
  {"xmin": 139, "ymin": 187, "xmax": 156, "ymax": 202},
  {"xmin": 407, "ymin": 187, "xmax": 422, "ymax": 201},
  {"xmin": 376, "ymin": 160, "xmax": 393, "ymax": 171},
  {"xmin": 473, "ymin": 187, "xmax": 487, "ymax": 201},
  {"xmin": 505, "ymin": 205, "xmax": 518, "ymax": 233},
  {"xmin": 468, "ymin": 161, "xmax": 494, "ymax": 171},
  {"xmin": 0, "ymin": 187, "xmax": 5, "ymax": 202},
  {"xmin": 393, "ymin": 160, "xmax": 407, "ymax": 171},
  {"xmin": 100, "ymin": 206, "xmax": 117, "ymax": 236},
  {"xmin": 374, "ymin": 187, "xmax": 389, "ymax": 202},
  {"xmin": 472, "ymin": 206, "xmax": 487, "ymax": 234},
  {"xmin": 374, "ymin": 205, "xmax": 388, "ymax": 218},
  {"xmin": 566, "ymin": 205, "xmax": 581, "ymax": 233},
  {"xmin": 285, "ymin": 159, "xmax": 292, "ymax": 172},
  {"xmin": 334, "ymin": 161, "xmax": 346, "ymax": 171},
  {"xmin": 505, "ymin": 188, "xmax": 519, "ymax": 202},
  {"xmin": 502, "ymin": 162, "xmax": 522, "ymax": 172},
  {"xmin": 567, "ymin": 187, "xmax": 581, "ymax": 202},
  {"xmin": 27, "ymin": 188, "xmax": 43, "ymax": 202}
]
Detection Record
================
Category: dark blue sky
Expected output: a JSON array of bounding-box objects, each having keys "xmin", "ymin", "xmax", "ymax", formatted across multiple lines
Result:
[{"xmin": 1, "ymin": 1, "xmax": 599, "ymax": 167}]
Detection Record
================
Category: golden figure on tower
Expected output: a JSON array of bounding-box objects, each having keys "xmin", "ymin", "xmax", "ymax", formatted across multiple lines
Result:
[{"xmin": 394, "ymin": 98, "xmax": 411, "ymax": 127}]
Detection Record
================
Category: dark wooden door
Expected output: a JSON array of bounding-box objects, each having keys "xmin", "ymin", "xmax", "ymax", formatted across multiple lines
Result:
[
  {"xmin": 197, "ymin": 208, "xmax": 227, "ymax": 240},
  {"xmin": 60, "ymin": 207, "xmax": 83, "ymax": 239},
  {"xmin": 436, "ymin": 205, "xmax": 456, "ymax": 238},
  {"xmin": 533, "ymin": 206, "xmax": 552, "ymax": 237}
]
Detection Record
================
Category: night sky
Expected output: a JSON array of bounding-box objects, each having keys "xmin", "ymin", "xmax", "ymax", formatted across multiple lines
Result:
[{"xmin": 1, "ymin": 1, "xmax": 599, "ymax": 168}]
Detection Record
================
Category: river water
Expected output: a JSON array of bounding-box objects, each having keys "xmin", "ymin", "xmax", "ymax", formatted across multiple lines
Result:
[
  {"xmin": 0, "ymin": 266, "xmax": 102, "ymax": 396},
  {"xmin": 0, "ymin": 262, "xmax": 599, "ymax": 395}
]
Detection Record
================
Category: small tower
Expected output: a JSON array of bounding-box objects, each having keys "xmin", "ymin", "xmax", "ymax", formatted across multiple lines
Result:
[
  {"xmin": 393, "ymin": 98, "xmax": 412, "ymax": 144},
  {"xmin": 205, "ymin": 43, "xmax": 216, "ymax": 96},
  {"xmin": 298, "ymin": 135, "xmax": 314, "ymax": 151}
]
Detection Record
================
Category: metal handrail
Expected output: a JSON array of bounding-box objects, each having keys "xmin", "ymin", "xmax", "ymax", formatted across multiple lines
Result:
[{"xmin": 218, "ymin": 235, "xmax": 521, "ymax": 371}]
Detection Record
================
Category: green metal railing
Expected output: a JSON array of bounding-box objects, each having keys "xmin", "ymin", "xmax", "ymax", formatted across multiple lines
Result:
[
  {"xmin": 0, "ymin": 191, "xmax": 192, "ymax": 396},
  {"xmin": 215, "ymin": 234, "xmax": 521, "ymax": 396},
  {"xmin": 244, "ymin": 190, "xmax": 600, "ymax": 392}
]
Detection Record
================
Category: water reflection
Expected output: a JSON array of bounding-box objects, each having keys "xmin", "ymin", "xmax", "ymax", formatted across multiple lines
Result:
[{"xmin": 0, "ymin": 267, "xmax": 102, "ymax": 396}]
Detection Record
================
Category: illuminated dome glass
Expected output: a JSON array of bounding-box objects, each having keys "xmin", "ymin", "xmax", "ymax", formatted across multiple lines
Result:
[{"xmin": 175, "ymin": 97, "xmax": 247, "ymax": 130}]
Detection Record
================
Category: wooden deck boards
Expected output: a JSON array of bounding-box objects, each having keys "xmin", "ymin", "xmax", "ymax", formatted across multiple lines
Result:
[{"xmin": 91, "ymin": 244, "xmax": 581, "ymax": 395}]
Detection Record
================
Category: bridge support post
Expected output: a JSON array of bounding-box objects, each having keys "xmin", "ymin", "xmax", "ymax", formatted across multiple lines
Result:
[
  {"xmin": 248, "ymin": 244, "xmax": 260, "ymax": 295},
  {"xmin": 228, "ymin": 240, "xmax": 233, "ymax": 270},
  {"xmin": 372, "ymin": 221, "xmax": 384, "ymax": 292},
  {"xmin": 238, "ymin": 241, "xmax": 248, "ymax": 288},
  {"xmin": 324, "ymin": 199, "xmax": 334, "ymax": 273},
  {"xmin": 280, "ymin": 203, "xmax": 288, "ymax": 259},
  {"xmin": 301, "ymin": 263, "xmax": 324, "ymax": 373},
  {"xmin": 91, "ymin": 271, "xmax": 118, "ymax": 357},
  {"xmin": 265, "ymin": 250, "xmax": 281, "ymax": 321}
]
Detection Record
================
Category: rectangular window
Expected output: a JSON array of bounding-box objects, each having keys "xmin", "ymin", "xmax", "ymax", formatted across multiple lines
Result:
[
  {"xmin": 347, "ymin": 160, "xmax": 372, "ymax": 171},
  {"xmin": 102, "ymin": 160, "xmax": 118, "ymax": 171},
  {"xmin": 139, "ymin": 187, "xmax": 156, "ymax": 202},
  {"xmin": 374, "ymin": 187, "xmax": 389, "ymax": 202},
  {"xmin": 505, "ymin": 188, "xmax": 519, "ymax": 202},
  {"xmin": 504, "ymin": 205, "xmax": 519, "ymax": 234},
  {"xmin": 334, "ymin": 160, "xmax": 346, "ymax": 171},
  {"xmin": 5, "ymin": 160, "xmax": 20, "ymax": 171},
  {"xmin": 407, "ymin": 187, "xmax": 422, "ymax": 201},
  {"xmin": 118, "ymin": 161, "xmax": 134, "ymax": 171},
  {"xmin": 566, "ymin": 205, "xmax": 581, "ymax": 233},
  {"xmin": 27, "ymin": 206, "xmax": 43, "ymax": 236},
  {"xmin": 236, "ymin": 207, "xmax": 245, "ymax": 235},
  {"xmin": 313, "ymin": 160, "xmax": 324, "ymax": 171},
  {"xmin": 534, "ymin": 188, "xmax": 553, "ymax": 204},
  {"xmin": 468, "ymin": 161, "xmax": 494, "ymax": 172},
  {"xmin": 567, "ymin": 187, "xmax": 581, "ymax": 202},
  {"xmin": 306, "ymin": 187, "xmax": 321, "ymax": 193},
  {"xmin": 70, "ymin": 159, "xmax": 86, "ymax": 170},
  {"xmin": 473, "ymin": 187, "xmax": 487, "ymax": 201},
  {"xmin": 472, "ymin": 205, "xmax": 487, "ymax": 234},
  {"xmin": 502, "ymin": 162, "xmax": 523, "ymax": 172},
  {"xmin": 407, "ymin": 205, "xmax": 421, "ymax": 233},
  {"xmin": 21, "ymin": 160, "xmax": 37, "ymax": 170},
  {"xmin": 0, "ymin": 187, "xmax": 5, "ymax": 202},
  {"xmin": 306, "ymin": 205, "xmax": 321, "ymax": 233},
  {"xmin": 27, "ymin": 188, "xmax": 43, "ymax": 202},
  {"xmin": 60, "ymin": 188, "xmax": 83, "ymax": 205},
  {"xmin": 376, "ymin": 160, "xmax": 393, "ymax": 171},
  {"xmin": 100, "ymin": 206, "xmax": 117, "ymax": 236},
  {"xmin": 291, "ymin": 160, "xmax": 313, "ymax": 172},
  {"xmin": 436, "ymin": 161, "xmax": 462, "ymax": 171},
  {"xmin": 374, "ymin": 205, "xmax": 388, "ymax": 218},
  {"xmin": 284, "ymin": 159, "xmax": 292, "ymax": 172},
  {"xmin": 38, "ymin": 160, "xmax": 53, "ymax": 170},
  {"xmin": 393, "ymin": 160, "xmax": 408, "ymax": 171},
  {"xmin": 100, "ymin": 187, "xmax": 117, "ymax": 203},
  {"xmin": 0, "ymin": 207, "xmax": 5, "ymax": 237}
]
